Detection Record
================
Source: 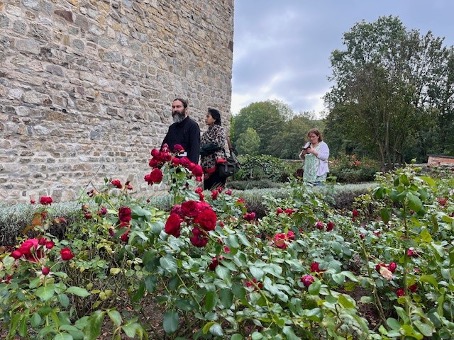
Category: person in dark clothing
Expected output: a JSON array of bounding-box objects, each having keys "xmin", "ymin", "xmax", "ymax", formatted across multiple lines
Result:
[{"xmin": 161, "ymin": 98, "xmax": 201, "ymax": 164}]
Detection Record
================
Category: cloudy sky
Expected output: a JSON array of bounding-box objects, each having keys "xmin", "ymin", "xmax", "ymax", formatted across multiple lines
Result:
[{"xmin": 232, "ymin": 0, "xmax": 454, "ymax": 116}]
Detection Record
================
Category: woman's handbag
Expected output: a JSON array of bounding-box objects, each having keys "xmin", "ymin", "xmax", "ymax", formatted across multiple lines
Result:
[{"xmin": 217, "ymin": 150, "xmax": 240, "ymax": 178}]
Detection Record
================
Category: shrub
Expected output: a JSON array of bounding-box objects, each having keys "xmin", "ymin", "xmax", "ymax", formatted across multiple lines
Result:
[{"xmin": 329, "ymin": 154, "xmax": 381, "ymax": 183}]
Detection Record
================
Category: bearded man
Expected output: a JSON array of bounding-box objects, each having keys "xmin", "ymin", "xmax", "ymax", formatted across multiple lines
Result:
[{"xmin": 161, "ymin": 98, "xmax": 201, "ymax": 164}]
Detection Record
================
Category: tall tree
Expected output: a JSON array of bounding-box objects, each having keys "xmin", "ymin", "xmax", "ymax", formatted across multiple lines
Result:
[
  {"xmin": 232, "ymin": 100, "xmax": 288, "ymax": 156},
  {"xmin": 325, "ymin": 16, "xmax": 453, "ymax": 166},
  {"xmin": 236, "ymin": 128, "xmax": 261, "ymax": 156}
]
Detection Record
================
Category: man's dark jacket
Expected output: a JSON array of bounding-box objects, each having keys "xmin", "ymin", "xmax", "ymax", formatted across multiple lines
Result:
[{"xmin": 161, "ymin": 116, "xmax": 200, "ymax": 164}]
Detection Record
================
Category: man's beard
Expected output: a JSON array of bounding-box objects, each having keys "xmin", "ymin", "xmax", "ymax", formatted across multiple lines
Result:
[{"xmin": 172, "ymin": 111, "xmax": 185, "ymax": 123}]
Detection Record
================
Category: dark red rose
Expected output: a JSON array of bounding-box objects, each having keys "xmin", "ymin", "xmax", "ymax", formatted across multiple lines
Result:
[
  {"xmin": 352, "ymin": 209, "xmax": 359, "ymax": 218},
  {"xmin": 148, "ymin": 158, "xmax": 160, "ymax": 168},
  {"xmin": 396, "ymin": 288, "xmax": 405, "ymax": 297},
  {"xmin": 151, "ymin": 148, "xmax": 160, "ymax": 157},
  {"xmin": 18, "ymin": 239, "xmax": 39, "ymax": 256},
  {"xmin": 225, "ymin": 189, "xmax": 232, "ymax": 195},
  {"xmin": 118, "ymin": 207, "xmax": 132, "ymax": 224},
  {"xmin": 310, "ymin": 262, "xmax": 321, "ymax": 273},
  {"xmin": 189, "ymin": 227, "xmax": 208, "ymax": 247},
  {"xmin": 326, "ymin": 221, "xmax": 335, "ymax": 231},
  {"xmin": 164, "ymin": 213, "xmax": 183, "ymax": 237},
  {"xmin": 120, "ymin": 230, "xmax": 129, "ymax": 242},
  {"xmin": 287, "ymin": 231, "xmax": 295, "ymax": 240},
  {"xmin": 301, "ymin": 274, "xmax": 315, "ymax": 287},
  {"xmin": 98, "ymin": 207, "xmax": 107, "ymax": 216},
  {"xmin": 84, "ymin": 212, "xmax": 92, "ymax": 219},
  {"xmin": 39, "ymin": 196, "xmax": 53, "ymax": 205},
  {"xmin": 315, "ymin": 221, "xmax": 324, "ymax": 230},
  {"xmin": 437, "ymin": 197, "xmax": 447, "ymax": 206},
  {"xmin": 191, "ymin": 164, "xmax": 203, "ymax": 177},
  {"xmin": 111, "ymin": 179, "xmax": 122, "ymax": 189},
  {"xmin": 42, "ymin": 267, "xmax": 50, "ymax": 275},
  {"xmin": 243, "ymin": 212, "xmax": 256, "ymax": 221},
  {"xmin": 276, "ymin": 207, "xmax": 284, "ymax": 215},
  {"xmin": 406, "ymin": 248, "xmax": 418, "ymax": 257},
  {"xmin": 125, "ymin": 181, "xmax": 133, "ymax": 190},
  {"xmin": 181, "ymin": 200, "xmax": 200, "ymax": 218},
  {"xmin": 245, "ymin": 278, "xmax": 263, "ymax": 289},
  {"xmin": 208, "ymin": 257, "xmax": 220, "ymax": 271},
  {"xmin": 388, "ymin": 262, "xmax": 397, "ymax": 273},
  {"xmin": 284, "ymin": 208, "xmax": 295, "ymax": 215},
  {"xmin": 60, "ymin": 247, "xmax": 74, "ymax": 261},
  {"xmin": 194, "ymin": 207, "xmax": 217, "ymax": 231},
  {"xmin": 173, "ymin": 144, "xmax": 184, "ymax": 153},
  {"xmin": 30, "ymin": 198, "xmax": 36, "ymax": 204},
  {"xmin": 211, "ymin": 189, "xmax": 219, "ymax": 200},
  {"xmin": 38, "ymin": 238, "xmax": 47, "ymax": 246},
  {"xmin": 274, "ymin": 233, "xmax": 288, "ymax": 249},
  {"xmin": 171, "ymin": 157, "xmax": 180, "ymax": 166},
  {"xmin": 145, "ymin": 168, "xmax": 163, "ymax": 184},
  {"xmin": 45, "ymin": 241, "xmax": 55, "ymax": 249}
]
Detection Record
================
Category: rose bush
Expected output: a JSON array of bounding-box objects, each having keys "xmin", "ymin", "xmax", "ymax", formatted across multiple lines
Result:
[{"xmin": 1, "ymin": 154, "xmax": 453, "ymax": 339}]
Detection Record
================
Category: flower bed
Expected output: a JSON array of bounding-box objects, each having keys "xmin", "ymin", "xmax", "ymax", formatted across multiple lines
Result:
[{"xmin": 1, "ymin": 145, "xmax": 453, "ymax": 339}]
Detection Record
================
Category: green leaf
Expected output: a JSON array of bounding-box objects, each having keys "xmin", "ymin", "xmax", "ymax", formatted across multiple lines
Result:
[
  {"xmin": 380, "ymin": 208, "xmax": 391, "ymax": 224},
  {"xmin": 420, "ymin": 275, "xmax": 439, "ymax": 288},
  {"xmin": 203, "ymin": 321, "xmax": 215, "ymax": 334},
  {"xmin": 360, "ymin": 296, "xmax": 373, "ymax": 303},
  {"xmin": 227, "ymin": 234, "xmax": 240, "ymax": 248},
  {"xmin": 66, "ymin": 287, "xmax": 90, "ymax": 297},
  {"xmin": 231, "ymin": 334, "xmax": 243, "ymax": 340},
  {"xmin": 163, "ymin": 311, "xmax": 179, "ymax": 333},
  {"xmin": 87, "ymin": 311, "xmax": 104, "ymax": 340},
  {"xmin": 54, "ymin": 333, "xmax": 73, "ymax": 340},
  {"xmin": 58, "ymin": 294, "xmax": 70, "ymax": 308},
  {"xmin": 132, "ymin": 281, "xmax": 145, "ymax": 303},
  {"xmin": 107, "ymin": 310, "xmax": 122, "ymax": 327},
  {"xmin": 237, "ymin": 232, "xmax": 251, "ymax": 246},
  {"xmin": 283, "ymin": 325, "xmax": 299, "ymax": 340},
  {"xmin": 204, "ymin": 290, "xmax": 217, "ymax": 312},
  {"xmin": 144, "ymin": 275, "xmax": 157, "ymax": 292},
  {"xmin": 215, "ymin": 265, "xmax": 230, "ymax": 280},
  {"xmin": 110, "ymin": 268, "xmax": 121, "ymax": 275},
  {"xmin": 386, "ymin": 317, "xmax": 400, "ymax": 330},
  {"xmin": 209, "ymin": 323, "xmax": 224, "ymax": 336},
  {"xmin": 219, "ymin": 288, "xmax": 234, "ymax": 308},
  {"xmin": 331, "ymin": 273, "xmax": 345, "ymax": 285},
  {"xmin": 338, "ymin": 294, "xmax": 355, "ymax": 309},
  {"xmin": 250, "ymin": 266, "xmax": 264, "ymax": 280},
  {"xmin": 31, "ymin": 313, "xmax": 42, "ymax": 327},
  {"xmin": 413, "ymin": 320, "xmax": 434, "ymax": 337},
  {"xmin": 160, "ymin": 255, "xmax": 178, "ymax": 274},
  {"xmin": 59, "ymin": 325, "xmax": 84, "ymax": 339},
  {"xmin": 36, "ymin": 285, "xmax": 55, "ymax": 301},
  {"xmin": 407, "ymin": 192, "xmax": 422, "ymax": 212},
  {"xmin": 308, "ymin": 280, "xmax": 321, "ymax": 295},
  {"xmin": 122, "ymin": 322, "xmax": 142, "ymax": 338}
]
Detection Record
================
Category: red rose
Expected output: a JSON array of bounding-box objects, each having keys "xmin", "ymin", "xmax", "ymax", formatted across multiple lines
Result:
[
  {"xmin": 352, "ymin": 209, "xmax": 359, "ymax": 218},
  {"xmin": 396, "ymin": 288, "xmax": 405, "ymax": 297},
  {"xmin": 42, "ymin": 267, "xmax": 50, "ymax": 275},
  {"xmin": 18, "ymin": 239, "xmax": 39, "ymax": 256},
  {"xmin": 301, "ymin": 274, "xmax": 315, "ymax": 287},
  {"xmin": 181, "ymin": 200, "xmax": 200, "ymax": 218},
  {"xmin": 98, "ymin": 207, "xmax": 107, "ymax": 216},
  {"xmin": 39, "ymin": 196, "xmax": 53, "ymax": 205},
  {"xmin": 273, "ymin": 233, "xmax": 288, "ymax": 249},
  {"xmin": 148, "ymin": 158, "xmax": 160, "ymax": 168},
  {"xmin": 145, "ymin": 168, "xmax": 163, "ymax": 184},
  {"xmin": 245, "ymin": 278, "xmax": 263, "ymax": 289},
  {"xmin": 194, "ymin": 207, "xmax": 217, "ymax": 231},
  {"xmin": 45, "ymin": 241, "xmax": 55, "ymax": 249},
  {"xmin": 208, "ymin": 257, "xmax": 220, "ymax": 271},
  {"xmin": 189, "ymin": 227, "xmax": 208, "ymax": 247},
  {"xmin": 211, "ymin": 189, "xmax": 219, "ymax": 200},
  {"xmin": 118, "ymin": 206, "xmax": 132, "ymax": 224},
  {"xmin": 315, "ymin": 221, "xmax": 324, "ymax": 230},
  {"xmin": 310, "ymin": 261, "xmax": 321, "ymax": 273},
  {"xmin": 60, "ymin": 248, "xmax": 74, "ymax": 261},
  {"xmin": 409, "ymin": 283, "xmax": 418, "ymax": 293},
  {"xmin": 287, "ymin": 231, "xmax": 295, "ymax": 240},
  {"xmin": 151, "ymin": 148, "xmax": 160, "ymax": 157},
  {"xmin": 437, "ymin": 197, "xmax": 447, "ymax": 206},
  {"xmin": 284, "ymin": 208, "xmax": 295, "ymax": 215},
  {"xmin": 173, "ymin": 144, "xmax": 184, "ymax": 153},
  {"xmin": 243, "ymin": 212, "xmax": 256, "ymax": 221},
  {"xmin": 388, "ymin": 262, "xmax": 397, "ymax": 273},
  {"xmin": 191, "ymin": 164, "xmax": 203, "ymax": 177},
  {"xmin": 406, "ymin": 248, "xmax": 418, "ymax": 257},
  {"xmin": 120, "ymin": 230, "xmax": 129, "ymax": 242},
  {"xmin": 171, "ymin": 157, "xmax": 180, "ymax": 166},
  {"xmin": 276, "ymin": 207, "xmax": 284, "ymax": 215},
  {"xmin": 164, "ymin": 213, "xmax": 183, "ymax": 237},
  {"xmin": 225, "ymin": 189, "xmax": 232, "ymax": 195},
  {"xmin": 326, "ymin": 221, "xmax": 335, "ymax": 231},
  {"xmin": 11, "ymin": 250, "xmax": 22, "ymax": 259},
  {"xmin": 111, "ymin": 179, "xmax": 122, "ymax": 189}
]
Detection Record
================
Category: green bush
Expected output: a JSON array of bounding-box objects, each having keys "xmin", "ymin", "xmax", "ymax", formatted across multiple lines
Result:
[
  {"xmin": 235, "ymin": 154, "xmax": 300, "ymax": 182},
  {"xmin": 329, "ymin": 154, "xmax": 381, "ymax": 183}
]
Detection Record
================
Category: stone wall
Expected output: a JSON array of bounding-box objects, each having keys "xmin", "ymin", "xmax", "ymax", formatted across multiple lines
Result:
[{"xmin": 0, "ymin": 0, "xmax": 234, "ymax": 204}]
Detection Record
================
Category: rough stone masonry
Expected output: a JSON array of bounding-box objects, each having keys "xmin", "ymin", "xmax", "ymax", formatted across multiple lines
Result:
[{"xmin": 0, "ymin": 0, "xmax": 234, "ymax": 203}]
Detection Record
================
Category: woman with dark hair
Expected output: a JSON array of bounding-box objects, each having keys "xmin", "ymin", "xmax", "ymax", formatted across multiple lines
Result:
[
  {"xmin": 200, "ymin": 108, "xmax": 227, "ymax": 190},
  {"xmin": 299, "ymin": 128, "xmax": 329, "ymax": 186}
]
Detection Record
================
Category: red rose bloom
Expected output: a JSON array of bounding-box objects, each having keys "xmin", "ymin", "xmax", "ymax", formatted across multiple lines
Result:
[
  {"xmin": 151, "ymin": 148, "xmax": 160, "ymax": 157},
  {"xmin": 211, "ymin": 189, "xmax": 219, "ymax": 200},
  {"xmin": 171, "ymin": 157, "xmax": 180, "ymax": 166},
  {"xmin": 243, "ymin": 212, "xmax": 256, "ymax": 221},
  {"xmin": 120, "ymin": 230, "xmax": 129, "ymax": 242},
  {"xmin": 396, "ymin": 288, "xmax": 405, "ymax": 297},
  {"xmin": 18, "ymin": 239, "xmax": 39, "ymax": 256},
  {"xmin": 310, "ymin": 261, "xmax": 322, "ymax": 273},
  {"xmin": 191, "ymin": 164, "xmax": 203, "ymax": 177},
  {"xmin": 208, "ymin": 257, "xmax": 220, "ymax": 271},
  {"xmin": 39, "ymin": 196, "xmax": 53, "ymax": 205},
  {"xmin": 118, "ymin": 207, "xmax": 132, "ymax": 224},
  {"xmin": 406, "ymin": 248, "xmax": 418, "ymax": 257},
  {"xmin": 352, "ymin": 209, "xmax": 359, "ymax": 218},
  {"xmin": 301, "ymin": 274, "xmax": 315, "ymax": 287},
  {"xmin": 111, "ymin": 179, "xmax": 122, "ymax": 189},
  {"xmin": 45, "ymin": 241, "xmax": 55, "ymax": 249},
  {"xmin": 194, "ymin": 207, "xmax": 217, "ymax": 231},
  {"xmin": 274, "ymin": 233, "xmax": 288, "ymax": 249},
  {"xmin": 284, "ymin": 208, "xmax": 295, "ymax": 215},
  {"xmin": 42, "ymin": 267, "xmax": 50, "ymax": 276},
  {"xmin": 315, "ymin": 221, "xmax": 324, "ymax": 230},
  {"xmin": 276, "ymin": 207, "xmax": 284, "ymax": 215},
  {"xmin": 11, "ymin": 250, "xmax": 22, "ymax": 259},
  {"xmin": 326, "ymin": 221, "xmax": 335, "ymax": 231},
  {"xmin": 173, "ymin": 144, "xmax": 184, "ymax": 153},
  {"xmin": 181, "ymin": 200, "xmax": 200, "ymax": 218},
  {"xmin": 60, "ymin": 248, "xmax": 74, "ymax": 261},
  {"xmin": 164, "ymin": 213, "xmax": 183, "ymax": 237},
  {"xmin": 388, "ymin": 262, "xmax": 397, "ymax": 273},
  {"xmin": 287, "ymin": 231, "xmax": 295, "ymax": 240},
  {"xmin": 145, "ymin": 168, "xmax": 163, "ymax": 184},
  {"xmin": 189, "ymin": 227, "xmax": 208, "ymax": 247}
]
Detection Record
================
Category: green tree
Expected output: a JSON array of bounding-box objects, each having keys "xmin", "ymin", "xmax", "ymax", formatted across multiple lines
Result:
[
  {"xmin": 325, "ymin": 16, "xmax": 454, "ymax": 166},
  {"xmin": 236, "ymin": 128, "xmax": 261, "ymax": 156},
  {"xmin": 232, "ymin": 100, "xmax": 288, "ymax": 156}
]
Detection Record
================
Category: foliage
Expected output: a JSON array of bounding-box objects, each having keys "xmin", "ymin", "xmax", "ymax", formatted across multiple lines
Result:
[
  {"xmin": 236, "ymin": 127, "xmax": 261, "ymax": 156},
  {"xmin": 329, "ymin": 154, "xmax": 381, "ymax": 183},
  {"xmin": 325, "ymin": 15, "xmax": 454, "ymax": 165},
  {"xmin": 1, "ymin": 150, "xmax": 453, "ymax": 339},
  {"xmin": 234, "ymin": 154, "xmax": 296, "ymax": 182}
]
